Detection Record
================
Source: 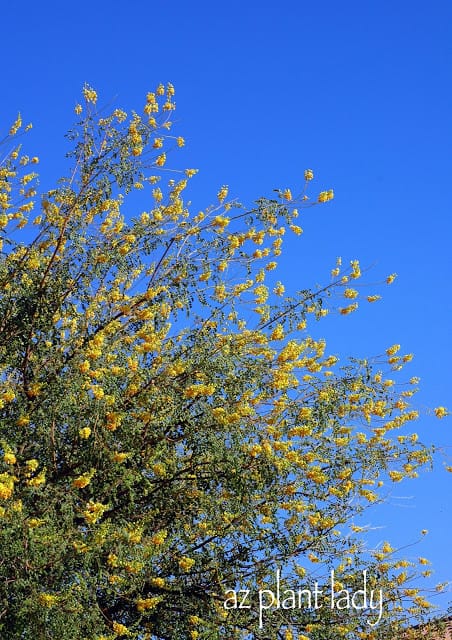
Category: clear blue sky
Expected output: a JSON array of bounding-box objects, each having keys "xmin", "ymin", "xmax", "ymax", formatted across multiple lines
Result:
[{"xmin": 3, "ymin": 0, "xmax": 451, "ymax": 615}]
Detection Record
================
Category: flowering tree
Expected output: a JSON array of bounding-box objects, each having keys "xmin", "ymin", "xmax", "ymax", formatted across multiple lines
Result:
[{"xmin": 0, "ymin": 84, "xmax": 447, "ymax": 640}]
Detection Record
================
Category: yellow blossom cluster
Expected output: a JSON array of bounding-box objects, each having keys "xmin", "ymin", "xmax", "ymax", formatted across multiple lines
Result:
[
  {"xmin": 83, "ymin": 501, "xmax": 108, "ymax": 524},
  {"xmin": 82, "ymin": 84, "xmax": 97, "ymax": 104},
  {"xmin": 179, "ymin": 556, "xmax": 196, "ymax": 572},
  {"xmin": 317, "ymin": 189, "xmax": 334, "ymax": 202}
]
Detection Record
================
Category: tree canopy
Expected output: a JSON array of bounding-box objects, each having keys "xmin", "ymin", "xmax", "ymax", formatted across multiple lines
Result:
[{"xmin": 0, "ymin": 84, "xmax": 446, "ymax": 640}]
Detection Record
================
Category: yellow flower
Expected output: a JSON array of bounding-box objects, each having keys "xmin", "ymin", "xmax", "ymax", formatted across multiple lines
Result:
[
  {"xmin": 136, "ymin": 596, "xmax": 161, "ymax": 612},
  {"xmin": 112, "ymin": 621, "xmax": 129, "ymax": 635},
  {"xmin": 83, "ymin": 500, "xmax": 108, "ymax": 525},
  {"xmin": 179, "ymin": 556, "xmax": 195, "ymax": 572},
  {"xmin": 298, "ymin": 407, "xmax": 313, "ymax": 420},
  {"xmin": 151, "ymin": 530, "xmax": 168, "ymax": 545},
  {"xmin": 248, "ymin": 444, "xmax": 262, "ymax": 458},
  {"xmin": 107, "ymin": 553, "xmax": 119, "ymax": 567},
  {"xmin": 82, "ymin": 84, "xmax": 98, "ymax": 104},
  {"xmin": 254, "ymin": 285, "xmax": 269, "ymax": 304},
  {"xmin": 0, "ymin": 482, "xmax": 13, "ymax": 500},
  {"xmin": 360, "ymin": 489, "xmax": 377, "ymax": 502},
  {"xmin": 152, "ymin": 463, "xmax": 166, "ymax": 477},
  {"xmin": 304, "ymin": 169, "xmax": 314, "ymax": 181},
  {"xmin": 38, "ymin": 593, "xmax": 58, "ymax": 608},
  {"xmin": 127, "ymin": 526, "xmax": 143, "ymax": 544},
  {"xmin": 105, "ymin": 412, "xmax": 122, "ymax": 431},
  {"xmin": 289, "ymin": 223, "xmax": 303, "ymax": 236},
  {"xmin": 79, "ymin": 427, "xmax": 91, "ymax": 439},
  {"xmin": 113, "ymin": 452, "xmax": 129, "ymax": 463},
  {"xmin": 381, "ymin": 541, "xmax": 394, "ymax": 554},
  {"xmin": 184, "ymin": 383, "xmax": 215, "ymax": 398},
  {"xmin": 91, "ymin": 385, "xmax": 104, "ymax": 399},
  {"xmin": 2, "ymin": 391, "xmax": 15, "ymax": 405},
  {"xmin": 9, "ymin": 113, "xmax": 22, "ymax": 136},
  {"xmin": 124, "ymin": 560, "xmax": 143, "ymax": 574},
  {"xmin": 27, "ymin": 469, "xmax": 46, "ymax": 487},
  {"xmin": 25, "ymin": 459, "xmax": 39, "ymax": 472},
  {"xmin": 155, "ymin": 152, "xmax": 166, "ymax": 167},
  {"xmin": 28, "ymin": 518, "xmax": 44, "ymax": 528},
  {"xmin": 386, "ymin": 273, "xmax": 397, "ymax": 284},
  {"xmin": 340, "ymin": 303, "xmax": 358, "ymax": 315},
  {"xmin": 217, "ymin": 185, "xmax": 228, "ymax": 202},
  {"xmin": 16, "ymin": 415, "xmax": 30, "ymax": 427},
  {"xmin": 74, "ymin": 104, "xmax": 82, "ymax": 115},
  {"xmin": 3, "ymin": 452, "xmax": 16, "ymax": 465},
  {"xmin": 79, "ymin": 360, "xmax": 90, "ymax": 373},
  {"xmin": 212, "ymin": 215, "xmax": 230, "ymax": 231},
  {"xmin": 350, "ymin": 259, "xmax": 361, "ymax": 279},
  {"xmin": 271, "ymin": 324, "xmax": 284, "ymax": 340},
  {"xmin": 72, "ymin": 469, "xmax": 95, "ymax": 489},
  {"xmin": 318, "ymin": 190, "xmax": 334, "ymax": 203},
  {"xmin": 150, "ymin": 577, "xmax": 165, "ymax": 588},
  {"xmin": 434, "ymin": 406, "xmax": 447, "ymax": 419},
  {"xmin": 386, "ymin": 344, "xmax": 400, "ymax": 356}
]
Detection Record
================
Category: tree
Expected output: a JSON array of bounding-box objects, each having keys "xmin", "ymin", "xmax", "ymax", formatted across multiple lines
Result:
[{"xmin": 0, "ymin": 83, "xmax": 445, "ymax": 640}]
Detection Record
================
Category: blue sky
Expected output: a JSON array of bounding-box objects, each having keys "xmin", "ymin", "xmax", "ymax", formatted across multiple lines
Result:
[{"xmin": 2, "ymin": 0, "xmax": 451, "ymax": 615}]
